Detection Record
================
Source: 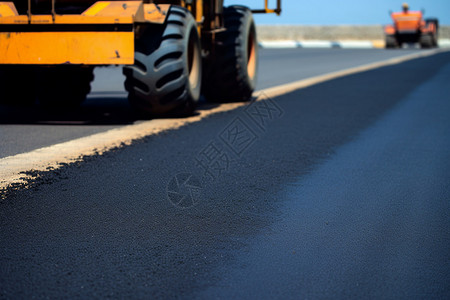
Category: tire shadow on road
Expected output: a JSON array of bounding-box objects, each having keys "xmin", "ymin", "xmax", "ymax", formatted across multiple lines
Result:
[
  {"xmin": 0, "ymin": 94, "xmax": 137, "ymax": 125},
  {"xmin": 0, "ymin": 94, "xmax": 222, "ymax": 125}
]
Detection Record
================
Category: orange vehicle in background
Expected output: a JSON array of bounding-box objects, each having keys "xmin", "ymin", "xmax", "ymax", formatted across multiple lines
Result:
[{"xmin": 385, "ymin": 3, "xmax": 438, "ymax": 49}]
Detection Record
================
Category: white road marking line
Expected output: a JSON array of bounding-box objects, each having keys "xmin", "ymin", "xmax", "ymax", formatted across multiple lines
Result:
[
  {"xmin": 1, "ymin": 48, "xmax": 448, "ymax": 190},
  {"xmin": 338, "ymin": 41, "xmax": 375, "ymax": 49},
  {"xmin": 259, "ymin": 40, "xmax": 299, "ymax": 49},
  {"xmin": 298, "ymin": 40, "xmax": 334, "ymax": 48}
]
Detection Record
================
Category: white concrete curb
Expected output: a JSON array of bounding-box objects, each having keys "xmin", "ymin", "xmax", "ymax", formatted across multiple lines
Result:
[
  {"xmin": 259, "ymin": 40, "xmax": 378, "ymax": 49},
  {"xmin": 259, "ymin": 39, "xmax": 450, "ymax": 49},
  {"xmin": 439, "ymin": 39, "xmax": 450, "ymax": 48}
]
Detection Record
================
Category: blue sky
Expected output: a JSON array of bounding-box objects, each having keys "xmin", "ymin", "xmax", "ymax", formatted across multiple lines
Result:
[{"xmin": 232, "ymin": 0, "xmax": 450, "ymax": 25}]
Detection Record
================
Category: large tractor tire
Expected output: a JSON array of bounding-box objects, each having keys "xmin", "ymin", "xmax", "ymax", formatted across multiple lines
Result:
[
  {"xmin": 202, "ymin": 6, "xmax": 258, "ymax": 103},
  {"xmin": 0, "ymin": 66, "xmax": 36, "ymax": 106},
  {"xmin": 123, "ymin": 6, "xmax": 202, "ymax": 116},
  {"xmin": 419, "ymin": 34, "xmax": 434, "ymax": 49},
  {"xmin": 36, "ymin": 66, "xmax": 94, "ymax": 108},
  {"xmin": 385, "ymin": 35, "xmax": 399, "ymax": 49}
]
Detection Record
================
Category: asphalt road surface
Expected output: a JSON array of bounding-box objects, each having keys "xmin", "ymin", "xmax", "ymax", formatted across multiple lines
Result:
[
  {"xmin": 0, "ymin": 48, "xmax": 422, "ymax": 159},
  {"xmin": 1, "ymin": 49, "xmax": 450, "ymax": 299}
]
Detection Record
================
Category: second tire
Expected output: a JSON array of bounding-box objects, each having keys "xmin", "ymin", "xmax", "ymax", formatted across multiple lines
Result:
[{"xmin": 203, "ymin": 6, "xmax": 258, "ymax": 103}]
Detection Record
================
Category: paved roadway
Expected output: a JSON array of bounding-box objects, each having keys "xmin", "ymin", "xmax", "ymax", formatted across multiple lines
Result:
[
  {"xmin": 1, "ymin": 49, "xmax": 450, "ymax": 299},
  {"xmin": 0, "ymin": 48, "xmax": 421, "ymax": 159}
]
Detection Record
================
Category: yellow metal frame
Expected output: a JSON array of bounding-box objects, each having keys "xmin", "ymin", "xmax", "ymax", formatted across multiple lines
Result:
[
  {"xmin": 0, "ymin": 1, "xmax": 170, "ymax": 65},
  {"xmin": 0, "ymin": 2, "xmax": 17, "ymax": 17},
  {"xmin": 0, "ymin": 0, "xmax": 281, "ymax": 65},
  {"xmin": 0, "ymin": 2, "xmax": 169, "ymax": 24},
  {"xmin": 252, "ymin": 0, "xmax": 282, "ymax": 15}
]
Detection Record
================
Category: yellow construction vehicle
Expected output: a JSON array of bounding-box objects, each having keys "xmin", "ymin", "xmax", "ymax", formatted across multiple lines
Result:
[{"xmin": 0, "ymin": 0, "xmax": 281, "ymax": 115}]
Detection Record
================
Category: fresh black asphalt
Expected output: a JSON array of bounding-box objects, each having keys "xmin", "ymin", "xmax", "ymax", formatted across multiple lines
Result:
[{"xmin": 1, "ymin": 51, "xmax": 449, "ymax": 299}]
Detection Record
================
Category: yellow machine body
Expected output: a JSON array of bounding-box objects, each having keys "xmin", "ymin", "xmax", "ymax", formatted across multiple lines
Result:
[
  {"xmin": 0, "ymin": 0, "xmax": 281, "ymax": 65},
  {"xmin": 0, "ymin": 1, "xmax": 169, "ymax": 65}
]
